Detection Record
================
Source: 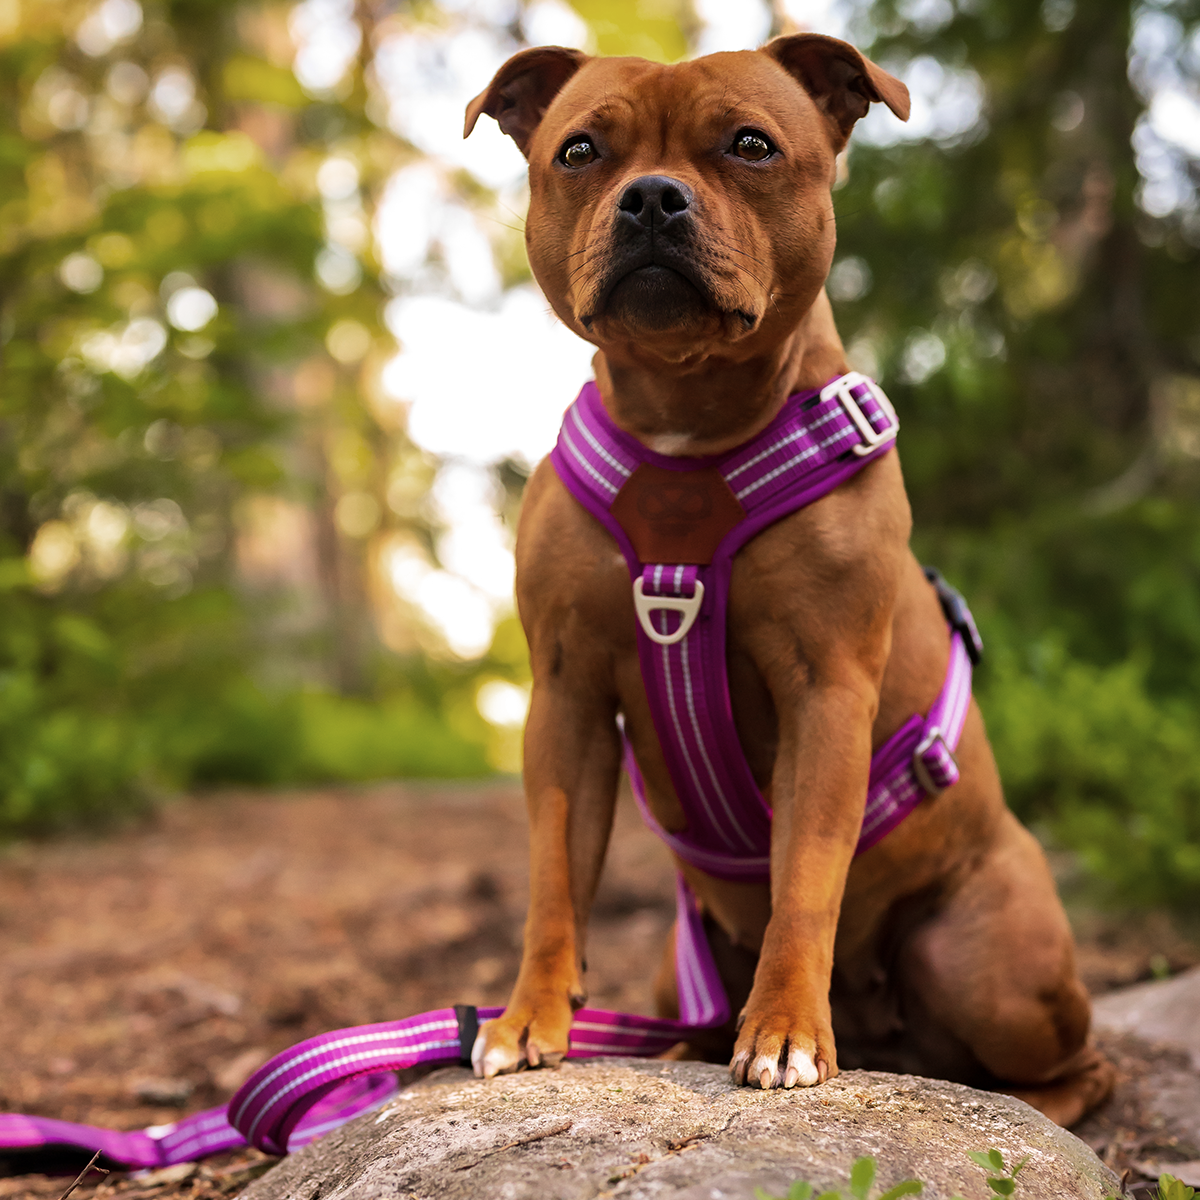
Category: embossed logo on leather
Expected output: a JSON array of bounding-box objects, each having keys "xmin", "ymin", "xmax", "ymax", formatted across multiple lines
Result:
[
  {"xmin": 636, "ymin": 480, "xmax": 713, "ymax": 528},
  {"xmin": 611, "ymin": 464, "xmax": 745, "ymax": 564}
]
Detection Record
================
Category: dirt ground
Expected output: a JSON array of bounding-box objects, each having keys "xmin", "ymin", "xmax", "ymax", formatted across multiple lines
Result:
[{"xmin": 1, "ymin": 784, "xmax": 1197, "ymax": 1200}]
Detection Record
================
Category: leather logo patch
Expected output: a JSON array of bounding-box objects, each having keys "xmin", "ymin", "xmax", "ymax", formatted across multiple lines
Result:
[
  {"xmin": 637, "ymin": 480, "xmax": 712, "ymax": 527},
  {"xmin": 611, "ymin": 464, "xmax": 745, "ymax": 565}
]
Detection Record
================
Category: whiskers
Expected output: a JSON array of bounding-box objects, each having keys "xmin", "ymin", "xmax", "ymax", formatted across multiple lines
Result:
[{"xmin": 558, "ymin": 236, "xmax": 610, "ymax": 315}]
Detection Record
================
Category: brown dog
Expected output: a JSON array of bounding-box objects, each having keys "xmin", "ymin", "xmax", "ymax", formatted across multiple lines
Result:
[{"xmin": 462, "ymin": 35, "xmax": 1114, "ymax": 1126}]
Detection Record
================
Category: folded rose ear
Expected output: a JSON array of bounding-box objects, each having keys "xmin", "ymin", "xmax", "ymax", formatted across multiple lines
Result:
[
  {"xmin": 763, "ymin": 34, "xmax": 910, "ymax": 144},
  {"xmin": 464, "ymin": 45, "xmax": 589, "ymax": 157}
]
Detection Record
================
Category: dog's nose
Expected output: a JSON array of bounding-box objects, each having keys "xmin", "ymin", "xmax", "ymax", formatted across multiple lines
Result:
[{"xmin": 617, "ymin": 175, "xmax": 693, "ymax": 227}]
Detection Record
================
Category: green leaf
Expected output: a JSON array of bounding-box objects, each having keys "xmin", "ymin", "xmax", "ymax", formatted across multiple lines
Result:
[
  {"xmin": 849, "ymin": 1157, "xmax": 876, "ymax": 1200},
  {"xmin": 1157, "ymin": 1177, "xmax": 1197, "ymax": 1200},
  {"xmin": 1010, "ymin": 1156, "xmax": 1030, "ymax": 1177},
  {"xmin": 988, "ymin": 1178, "xmax": 1016, "ymax": 1196},
  {"xmin": 878, "ymin": 1182, "xmax": 924, "ymax": 1199},
  {"xmin": 968, "ymin": 1152, "xmax": 997, "ymax": 1169},
  {"xmin": 987, "ymin": 1149, "xmax": 1006, "ymax": 1172},
  {"xmin": 753, "ymin": 1188, "xmax": 781, "ymax": 1200},
  {"xmin": 787, "ymin": 1185, "xmax": 815, "ymax": 1200}
]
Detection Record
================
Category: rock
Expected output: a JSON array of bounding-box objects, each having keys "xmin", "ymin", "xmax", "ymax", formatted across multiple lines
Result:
[
  {"xmin": 1136, "ymin": 1160, "xmax": 1200, "ymax": 1188},
  {"xmin": 1091, "ymin": 967, "xmax": 1200, "ymax": 1068},
  {"xmin": 1078, "ymin": 968, "xmax": 1200, "ymax": 1162},
  {"xmin": 242, "ymin": 1060, "xmax": 1123, "ymax": 1200}
]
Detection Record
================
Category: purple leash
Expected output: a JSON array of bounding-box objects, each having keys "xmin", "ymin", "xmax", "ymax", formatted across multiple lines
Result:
[
  {"xmin": 0, "ymin": 884, "xmax": 729, "ymax": 1169},
  {"xmin": 0, "ymin": 1005, "xmax": 720, "ymax": 1168}
]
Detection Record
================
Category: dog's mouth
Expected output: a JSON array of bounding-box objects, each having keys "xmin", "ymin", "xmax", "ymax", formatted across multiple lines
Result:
[{"xmin": 582, "ymin": 253, "xmax": 756, "ymax": 334}]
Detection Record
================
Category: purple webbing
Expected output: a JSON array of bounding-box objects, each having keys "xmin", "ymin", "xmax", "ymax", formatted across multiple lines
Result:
[
  {"xmin": 0, "ymin": 997, "xmax": 732, "ymax": 1169},
  {"xmin": 0, "ymin": 1073, "xmax": 399, "ymax": 1170},
  {"xmin": 551, "ymin": 375, "xmax": 913, "ymax": 883},
  {"xmin": 856, "ymin": 631, "xmax": 973, "ymax": 853}
]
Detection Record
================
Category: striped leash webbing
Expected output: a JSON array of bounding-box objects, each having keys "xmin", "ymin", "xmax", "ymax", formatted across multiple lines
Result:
[{"xmin": 0, "ymin": 1001, "xmax": 723, "ymax": 1170}]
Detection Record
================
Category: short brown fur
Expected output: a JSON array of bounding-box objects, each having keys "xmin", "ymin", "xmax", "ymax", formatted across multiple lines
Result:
[{"xmin": 464, "ymin": 36, "xmax": 1114, "ymax": 1125}]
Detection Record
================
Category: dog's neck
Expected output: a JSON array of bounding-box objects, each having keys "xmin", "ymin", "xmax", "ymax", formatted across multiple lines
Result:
[{"xmin": 592, "ymin": 290, "xmax": 849, "ymax": 457}]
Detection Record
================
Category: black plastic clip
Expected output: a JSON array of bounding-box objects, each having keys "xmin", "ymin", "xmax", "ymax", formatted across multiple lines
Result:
[
  {"xmin": 923, "ymin": 566, "xmax": 983, "ymax": 666},
  {"xmin": 453, "ymin": 1004, "xmax": 479, "ymax": 1068}
]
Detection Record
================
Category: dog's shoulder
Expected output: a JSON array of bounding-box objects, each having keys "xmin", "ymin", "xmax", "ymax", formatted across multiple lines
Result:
[{"xmin": 516, "ymin": 458, "xmax": 634, "ymax": 638}]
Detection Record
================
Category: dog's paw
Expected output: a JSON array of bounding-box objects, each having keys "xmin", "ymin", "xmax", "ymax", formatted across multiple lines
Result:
[
  {"xmin": 471, "ymin": 1007, "xmax": 571, "ymax": 1079},
  {"xmin": 729, "ymin": 1008, "xmax": 837, "ymax": 1090}
]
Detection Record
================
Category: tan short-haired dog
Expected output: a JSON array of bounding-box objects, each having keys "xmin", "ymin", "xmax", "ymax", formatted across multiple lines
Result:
[{"xmin": 463, "ymin": 35, "xmax": 1114, "ymax": 1126}]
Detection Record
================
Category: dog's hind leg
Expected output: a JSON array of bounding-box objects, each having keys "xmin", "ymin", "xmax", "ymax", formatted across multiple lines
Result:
[{"xmin": 899, "ymin": 811, "xmax": 1115, "ymax": 1127}]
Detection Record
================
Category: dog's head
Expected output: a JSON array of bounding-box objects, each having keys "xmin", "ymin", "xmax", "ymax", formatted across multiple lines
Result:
[{"xmin": 465, "ymin": 38, "xmax": 908, "ymax": 364}]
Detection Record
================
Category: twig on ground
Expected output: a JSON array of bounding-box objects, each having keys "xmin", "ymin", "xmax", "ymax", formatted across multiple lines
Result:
[{"xmin": 57, "ymin": 1151, "xmax": 109, "ymax": 1200}]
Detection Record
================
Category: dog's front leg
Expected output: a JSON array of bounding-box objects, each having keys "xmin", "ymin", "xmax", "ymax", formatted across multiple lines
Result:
[
  {"xmin": 472, "ymin": 668, "xmax": 621, "ymax": 1078},
  {"xmin": 730, "ymin": 668, "xmax": 878, "ymax": 1090}
]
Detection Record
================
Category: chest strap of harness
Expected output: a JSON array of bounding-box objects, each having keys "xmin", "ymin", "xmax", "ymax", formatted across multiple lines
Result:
[{"xmin": 549, "ymin": 372, "xmax": 980, "ymax": 883}]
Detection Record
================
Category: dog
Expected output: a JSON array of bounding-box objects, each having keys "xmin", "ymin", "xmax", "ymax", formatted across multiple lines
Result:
[{"xmin": 461, "ymin": 34, "xmax": 1114, "ymax": 1127}]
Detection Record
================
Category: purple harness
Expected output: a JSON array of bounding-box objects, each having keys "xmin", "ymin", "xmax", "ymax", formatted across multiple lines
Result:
[
  {"xmin": 550, "ymin": 372, "xmax": 979, "ymax": 1024},
  {"xmin": 0, "ymin": 374, "xmax": 983, "ymax": 1172}
]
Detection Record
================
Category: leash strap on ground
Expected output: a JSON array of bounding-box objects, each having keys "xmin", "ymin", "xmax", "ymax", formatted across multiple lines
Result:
[{"xmin": 0, "ymin": 1002, "xmax": 726, "ymax": 1169}]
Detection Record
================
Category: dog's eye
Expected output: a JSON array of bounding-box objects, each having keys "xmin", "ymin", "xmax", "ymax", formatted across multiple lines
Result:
[
  {"xmin": 732, "ymin": 130, "xmax": 775, "ymax": 162},
  {"xmin": 560, "ymin": 138, "xmax": 597, "ymax": 168}
]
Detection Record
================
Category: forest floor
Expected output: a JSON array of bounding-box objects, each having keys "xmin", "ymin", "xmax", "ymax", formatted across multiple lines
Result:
[{"xmin": 1, "ymin": 783, "xmax": 1197, "ymax": 1200}]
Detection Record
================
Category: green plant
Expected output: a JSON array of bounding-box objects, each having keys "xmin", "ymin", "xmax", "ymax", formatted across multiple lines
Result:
[
  {"xmin": 967, "ymin": 1148, "xmax": 1029, "ymax": 1197},
  {"xmin": 1153, "ymin": 1175, "xmax": 1197, "ymax": 1200},
  {"xmin": 753, "ymin": 1155, "xmax": 923, "ymax": 1200}
]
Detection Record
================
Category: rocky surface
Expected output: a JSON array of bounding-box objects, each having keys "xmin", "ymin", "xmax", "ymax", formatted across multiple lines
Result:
[
  {"xmin": 243, "ymin": 1059, "xmax": 1123, "ymax": 1200},
  {"xmin": 1076, "ymin": 967, "xmax": 1200, "ymax": 1185},
  {"xmin": 1092, "ymin": 967, "xmax": 1200, "ymax": 1070}
]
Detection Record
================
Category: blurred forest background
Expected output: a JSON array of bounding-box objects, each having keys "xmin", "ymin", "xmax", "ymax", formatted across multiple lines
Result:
[{"xmin": 2, "ymin": 0, "xmax": 1199, "ymax": 916}]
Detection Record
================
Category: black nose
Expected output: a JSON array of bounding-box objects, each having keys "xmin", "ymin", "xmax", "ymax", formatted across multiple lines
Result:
[{"xmin": 616, "ymin": 175, "xmax": 693, "ymax": 227}]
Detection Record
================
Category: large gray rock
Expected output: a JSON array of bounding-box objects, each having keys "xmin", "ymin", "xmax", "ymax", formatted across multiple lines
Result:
[
  {"xmin": 243, "ymin": 1060, "xmax": 1123, "ymax": 1200},
  {"xmin": 1080, "ymin": 967, "xmax": 1200, "ymax": 1163},
  {"xmin": 1092, "ymin": 966, "xmax": 1200, "ymax": 1068}
]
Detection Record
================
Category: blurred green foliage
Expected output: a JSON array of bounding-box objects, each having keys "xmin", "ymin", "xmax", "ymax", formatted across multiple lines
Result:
[
  {"xmin": 0, "ymin": 0, "xmax": 503, "ymax": 836},
  {"xmin": 829, "ymin": 0, "xmax": 1200, "ymax": 911},
  {"xmin": 3, "ymin": 0, "xmax": 1200, "ymax": 919}
]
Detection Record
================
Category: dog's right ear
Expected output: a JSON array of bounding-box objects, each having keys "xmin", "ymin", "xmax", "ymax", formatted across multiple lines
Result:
[{"xmin": 464, "ymin": 46, "xmax": 589, "ymax": 158}]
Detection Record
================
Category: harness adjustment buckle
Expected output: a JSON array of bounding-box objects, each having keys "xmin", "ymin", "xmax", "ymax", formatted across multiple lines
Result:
[
  {"xmin": 912, "ymin": 726, "xmax": 960, "ymax": 797},
  {"xmin": 633, "ymin": 577, "xmax": 706, "ymax": 646},
  {"xmin": 821, "ymin": 371, "xmax": 899, "ymax": 457}
]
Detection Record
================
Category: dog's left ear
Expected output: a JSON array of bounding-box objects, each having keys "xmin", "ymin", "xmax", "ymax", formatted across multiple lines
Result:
[
  {"xmin": 464, "ymin": 45, "xmax": 589, "ymax": 157},
  {"xmin": 764, "ymin": 34, "xmax": 910, "ymax": 142}
]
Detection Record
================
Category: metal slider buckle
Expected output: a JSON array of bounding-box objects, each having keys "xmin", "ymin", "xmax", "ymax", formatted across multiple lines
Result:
[
  {"xmin": 633, "ymin": 577, "xmax": 705, "ymax": 646},
  {"xmin": 912, "ymin": 726, "xmax": 957, "ymax": 797},
  {"xmin": 821, "ymin": 371, "xmax": 899, "ymax": 457}
]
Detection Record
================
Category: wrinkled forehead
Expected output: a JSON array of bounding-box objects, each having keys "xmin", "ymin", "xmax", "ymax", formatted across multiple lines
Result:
[{"xmin": 535, "ymin": 51, "xmax": 818, "ymax": 152}]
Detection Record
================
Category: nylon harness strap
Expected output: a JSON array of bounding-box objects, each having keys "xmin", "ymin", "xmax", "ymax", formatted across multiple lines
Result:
[
  {"xmin": 548, "ymin": 372, "xmax": 977, "ymax": 879},
  {"xmin": 549, "ymin": 372, "xmax": 980, "ymax": 1034}
]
